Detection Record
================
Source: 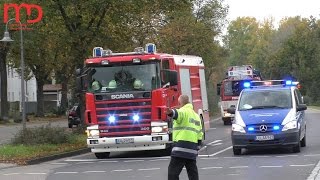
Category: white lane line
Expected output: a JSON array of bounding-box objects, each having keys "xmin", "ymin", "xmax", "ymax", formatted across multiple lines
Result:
[
  {"xmin": 223, "ymin": 157, "xmax": 242, "ymax": 159},
  {"xmin": 276, "ymin": 155, "xmax": 298, "ymax": 158},
  {"xmin": 200, "ymin": 157, "xmax": 219, "ymax": 160},
  {"xmin": 227, "ymin": 174, "xmax": 240, "ymax": 176},
  {"xmin": 76, "ymin": 162, "xmax": 94, "ymax": 164},
  {"xmin": 99, "ymin": 161, "xmax": 119, "ymax": 163},
  {"xmin": 289, "ymin": 164, "xmax": 315, "ymax": 167},
  {"xmin": 138, "ymin": 168, "xmax": 161, "ymax": 171},
  {"xmin": 207, "ymin": 140, "xmax": 222, "ymax": 145},
  {"xmin": 55, "ymin": 172, "xmax": 79, "ymax": 174},
  {"xmin": 124, "ymin": 160, "xmax": 145, "ymax": 163},
  {"xmin": 3, "ymin": 173, "xmax": 20, "ymax": 176},
  {"xmin": 307, "ymin": 160, "xmax": 320, "ymax": 180},
  {"xmin": 149, "ymin": 159, "xmax": 169, "ymax": 162},
  {"xmin": 250, "ymin": 156, "xmax": 271, "ymax": 158},
  {"xmin": 25, "ymin": 173, "xmax": 47, "ymax": 175},
  {"xmin": 65, "ymin": 159, "xmax": 97, "ymax": 162},
  {"xmin": 208, "ymin": 143, "xmax": 223, "ymax": 147},
  {"xmin": 230, "ymin": 166, "xmax": 248, "ymax": 169},
  {"xmin": 259, "ymin": 166, "xmax": 283, "ymax": 168},
  {"xmin": 112, "ymin": 169, "xmax": 133, "ymax": 172},
  {"xmin": 209, "ymin": 146, "xmax": 233, "ymax": 157},
  {"xmin": 83, "ymin": 171, "xmax": 106, "ymax": 173},
  {"xmin": 304, "ymin": 154, "xmax": 320, "ymax": 157},
  {"xmin": 50, "ymin": 162, "xmax": 69, "ymax": 165},
  {"xmin": 201, "ymin": 167, "xmax": 223, "ymax": 169}
]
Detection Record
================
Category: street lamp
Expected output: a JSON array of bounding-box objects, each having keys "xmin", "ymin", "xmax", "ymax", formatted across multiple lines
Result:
[{"xmin": 0, "ymin": 18, "xmax": 26, "ymax": 131}]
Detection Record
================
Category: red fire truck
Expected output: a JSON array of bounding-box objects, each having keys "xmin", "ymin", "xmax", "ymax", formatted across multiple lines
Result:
[
  {"xmin": 76, "ymin": 43, "xmax": 210, "ymax": 159},
  {"xmin": 217, "ymin": 65, "xmax": 262, "ymax": 125}
]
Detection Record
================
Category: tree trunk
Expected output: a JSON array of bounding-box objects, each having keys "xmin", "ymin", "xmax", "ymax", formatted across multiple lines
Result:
[
  {"xmin": 0, "ymin": 44, "xmax": 10, "ymax": 121},
  {"xmin": 36, "ymin": 80, "xmax": 45, "ymax": 117},
  {"xmin": 60, "ymin": 79, "xmax": 68, "ymax": 111}
]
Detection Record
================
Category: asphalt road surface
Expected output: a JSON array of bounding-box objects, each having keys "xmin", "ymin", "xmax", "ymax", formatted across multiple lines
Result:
[{"xmin": 0, "ymin": 109, "xmax": 320, "ymax": 180}]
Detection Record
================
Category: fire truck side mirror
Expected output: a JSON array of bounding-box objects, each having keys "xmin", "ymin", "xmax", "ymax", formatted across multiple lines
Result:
[
  {"xmin": 161, "ymin": 70, "xmax": 178, "ymax": 87},
  {"xmin": 217, "ymin": 83, "xmax": 221, "ymax": 95}
]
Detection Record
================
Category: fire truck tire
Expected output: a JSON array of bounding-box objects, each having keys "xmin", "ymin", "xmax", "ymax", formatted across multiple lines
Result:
[
  {"xmin": 94, "ymin": 152, "xmax": 110, "ymax": 159},
  {"xmin": 222, "ymin": 117, "xmax": 232, "ymax": 125}
]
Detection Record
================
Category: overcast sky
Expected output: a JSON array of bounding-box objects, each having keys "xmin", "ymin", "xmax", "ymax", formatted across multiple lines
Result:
[{"xmin": 224, "ymin": 0, "xmax": 320, "ymax": 25}]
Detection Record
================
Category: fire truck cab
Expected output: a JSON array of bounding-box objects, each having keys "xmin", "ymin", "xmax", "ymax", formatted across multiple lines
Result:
[
  {"xmin": 217, "ymin": 65, "xmax": 261, "ymax": 125},
  {"xmin": 76, "ymin": 44, "xmax": 210, "ymax": 159}
]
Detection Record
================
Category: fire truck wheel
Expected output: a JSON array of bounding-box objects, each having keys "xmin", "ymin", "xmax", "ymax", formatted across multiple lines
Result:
[
  {"xmin": 222, "ymin": 117, "xmax": 232, "ymax": 125},
  {"xmin": 95, "ymin": 152, "xmax": 110, "ymax": 159}
]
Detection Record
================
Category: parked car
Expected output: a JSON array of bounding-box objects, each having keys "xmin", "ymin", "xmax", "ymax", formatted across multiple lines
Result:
[{"xmin": 68, "ymin": 103, "xmax": 81, "ymax": 128}]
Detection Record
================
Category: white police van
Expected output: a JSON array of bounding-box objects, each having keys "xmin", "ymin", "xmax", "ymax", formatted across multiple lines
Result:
[{"xmin": 227, "ymin": 80, "xmax": 307, "ymax": 155}]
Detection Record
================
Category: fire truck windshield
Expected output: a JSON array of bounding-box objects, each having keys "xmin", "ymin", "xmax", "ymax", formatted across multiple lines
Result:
[
  {"xmin": 88, "ymin": 62, "xmax": 160, "ymax": 93},
  {"xmin": 223, "ymin": 80, "xmax": 246, "ymax": 96}
]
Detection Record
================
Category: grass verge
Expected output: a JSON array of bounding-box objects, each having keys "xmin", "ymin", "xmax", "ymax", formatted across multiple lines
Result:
[{"xmin": 309, "ymin": 106, "xmax": 320, "ymax": 110}]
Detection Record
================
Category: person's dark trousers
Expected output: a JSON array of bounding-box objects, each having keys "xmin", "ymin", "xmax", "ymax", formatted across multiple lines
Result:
[{"xmin": 168, "ymin": 156, "xmax": 199, "ymax": 180}]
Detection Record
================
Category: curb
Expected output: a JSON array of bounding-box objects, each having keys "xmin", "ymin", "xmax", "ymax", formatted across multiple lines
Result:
[{"xmin": 25, "ymin": 148, "xmax": 90, "ymax": 165}]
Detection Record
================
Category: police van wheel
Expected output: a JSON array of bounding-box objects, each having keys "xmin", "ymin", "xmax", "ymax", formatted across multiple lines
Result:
[
  {"xmin": 292, "ymin": 142, "xmax": 301, "ymax": 153},
  {"xmin": 300, "ymin": 131, "xmax": 306, "ymax": 147},
  {"xmin": 95, "ymin": 152, "xmax": 110, "ymax": 159},
  {"xmin": 233, "ymin": 147, "xmax": 241, "ymax": 155}
]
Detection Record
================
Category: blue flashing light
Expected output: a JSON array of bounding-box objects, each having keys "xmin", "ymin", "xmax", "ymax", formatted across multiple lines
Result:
[
  {"xmin": 243, "ymin": 82, "xmax": 251, "ymax": 88},
  {"xmin": 145, "ymin": 43, "xmax": 156, "ymax": 53},
  {"xmin": 108, "ymin": 115, "xmax": 116, "ymax": 123},
  {"xmin": 93, "ymin": 47, "xmax": 103, "ymax": 57},
  {"xmin": 133, "ymin": 114, "xmax": 140, "ymax": 122},
  {"xmin": 248, "ymin": 127, "xmax": 254, "ymax": 131},
  {"xmin": 273, "ymin": 125, "xmax": 280, "ymax": 130},
  {"xmin": 285, "ymin": 80, "xmax": 292, "ymax": 86}
]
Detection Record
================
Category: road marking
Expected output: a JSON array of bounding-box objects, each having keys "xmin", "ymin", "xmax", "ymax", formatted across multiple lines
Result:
[
  {"xmin": 201, "ymin": 166, "xmax": 223, "ymax": 169},
  {"xmin": 304, "ymin": 154, "xmax": 320, "ymax": 157},
  {"xmin": 200, "ymin": 157, "xmax": 219, "ymax": 160},
  {"xmin": 99, "ymin": 160, "xmax": 119, "ymax": 163},
  {"xmin": 138, "ymin": 168, "xmax": 160, "ymax": 171},
  {"xmin": 207, "ymin": 140, "xmax": 222, "ymax": 145},
  {"xmin": 149, "ymin": 159, "xmax": 169, "ymax": 162},
  {"xmin": 83, "ymin": 171, "xmax": 106, "ymax": 173},
  {"xmin": 208, "ymin": 143, "xmax": 223, "ymax": 147},
  {"xmin": 223, "ymin": 156, "xmax": 242, "ymax": 159},
  {"xmin": 209, "ymin": 146, "xmax": 232, "ymax": 157},
  {"xmin": 259, "ymin": 166, "xmax": 283, "ymax": 168},
  {"xmin": 276, "ymin": 155, "xmax": 298, "ymax": 158},
  {"xmin": 227, "ymin": 174, "xmax": 240, "ymax": 176},
  {"xmin": 307, "ymin": 160, "xmax": 320, "ymax": 180},
  {"xmin": 229, "ymin": 166, "xmax": 248, "ymax": 169},
  {"xmin": 50, "ymin": 162, "xmax": 69, "ymax": 165},
  {"xmin": 250, "ymin": 156, "xmax": 271, "ymax": 158},
  {"xmin": 112, "ymin": 169, "xmax": 133, "ymax": 172},
  {"xmin": 124, "ymin": 160, "xmax": 145, "ymax": 163},
  {"xmin": 289, "ymin": 164, "xmax": 315, "ymax": 167},
  {"xmin": 55, "ymin": 172, "xmax": 79, "ymax": 174},
  {"xmin": 65, "ymin": 159, "xmax": 97, "ymax": 162},
  {"xmin": 76, "ymin": 162, "xmax": 94, "ymax": 164},
  {"xmin": 3, "ymin": 173, "xmax": 20, "ymax": 176},
  {"xmin": 25, "ymin": 173, "xmax": 47, "ymax": 175}
]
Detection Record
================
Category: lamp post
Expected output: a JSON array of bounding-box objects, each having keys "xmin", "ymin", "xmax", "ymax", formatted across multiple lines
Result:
[{"xmin": 0, "ymin": 18, "xmax": 26, "ymax": 131}]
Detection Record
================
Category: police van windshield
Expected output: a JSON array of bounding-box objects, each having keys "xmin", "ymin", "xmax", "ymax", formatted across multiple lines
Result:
[
  {"xmin": 88, "ymin": 62, "xmax": 161, "ymax": 93},
  {"xmin": 224, "ymin": 80, "xmax": 246, "ymax": 96},
  {"xmin": 238, "ymin": 89, "xmax": 292, "ymax": 110}
]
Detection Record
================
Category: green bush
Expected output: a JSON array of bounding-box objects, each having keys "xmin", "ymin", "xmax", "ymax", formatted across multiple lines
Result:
[{"xmin": 11, "ymin": 126, "xmax": 72, "ymax": 145}]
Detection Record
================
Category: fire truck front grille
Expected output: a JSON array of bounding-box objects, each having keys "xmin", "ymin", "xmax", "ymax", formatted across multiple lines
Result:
[{"xmin": 95, "ymin": 99, "xmax": 152, "ymax": 137}]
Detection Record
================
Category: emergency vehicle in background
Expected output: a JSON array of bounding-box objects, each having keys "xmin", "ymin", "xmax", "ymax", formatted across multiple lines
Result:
[
  {"xmin": 76, "ymin": 43, "xmax": 210, "ymax": 159},
  {"xmin": 217, "ymin": 65, "xmax": 262, "ymax": 125}
]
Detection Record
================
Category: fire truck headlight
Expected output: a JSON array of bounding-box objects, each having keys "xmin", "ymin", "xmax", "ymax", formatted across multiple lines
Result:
[
  {"xmin": 88, "ymin": 130, "xmax": 100, "ymax": 137},
  {"xmin": 108, "ymin": 115, "xmax": 116, "ymax": 123},
  {"xmin": 152, "ymin": 126, "xmax": 163, "ymax": 133},
  {"xmin": 133, "ymin": 114, "xmax": 140, "ymax": 122}
]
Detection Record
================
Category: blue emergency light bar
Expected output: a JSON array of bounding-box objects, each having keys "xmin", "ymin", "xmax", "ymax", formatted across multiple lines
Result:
[{"xmin": 244, "ymin": 80, "xmax": 299, "ymax": 89}]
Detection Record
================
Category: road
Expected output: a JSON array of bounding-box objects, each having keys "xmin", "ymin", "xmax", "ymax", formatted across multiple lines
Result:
[{"xmin": 0, "ymin": 109, "xmax": 320, "ymax": 180}]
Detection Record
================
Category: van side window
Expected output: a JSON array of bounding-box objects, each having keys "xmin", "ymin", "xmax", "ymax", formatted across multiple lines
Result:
[{"xmin": 294, "ymin": 89, "xmax": 303, "ymax": 104}]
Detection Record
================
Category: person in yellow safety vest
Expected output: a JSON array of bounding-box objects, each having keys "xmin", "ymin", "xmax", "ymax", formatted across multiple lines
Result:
[{"xmin": 166, "ymin": 95, "xmax": 203, "ymax": 180}]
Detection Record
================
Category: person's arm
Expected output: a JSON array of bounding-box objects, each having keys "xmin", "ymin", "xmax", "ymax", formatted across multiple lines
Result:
[{"xmin": 166, "ymin": 108, "xmax": 183, "ymax": 124}]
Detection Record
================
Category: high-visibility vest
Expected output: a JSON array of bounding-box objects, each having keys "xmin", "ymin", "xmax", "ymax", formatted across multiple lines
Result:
[{"xmin": 170, "ymin": 103, "xmax": 203, "ymax": 160}]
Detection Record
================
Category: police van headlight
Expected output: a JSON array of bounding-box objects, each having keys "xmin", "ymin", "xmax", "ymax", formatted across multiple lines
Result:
[
  {"xmin": 282, "ymin": 121, "xmax": 297, "ymax": 131},
  {"xmin": 232, "ymin": 124, "xmax": 246, "ymax": 133},
  {"xmin": 232, "ymin": 111, "xmax": 246, "ymax": 133}
]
